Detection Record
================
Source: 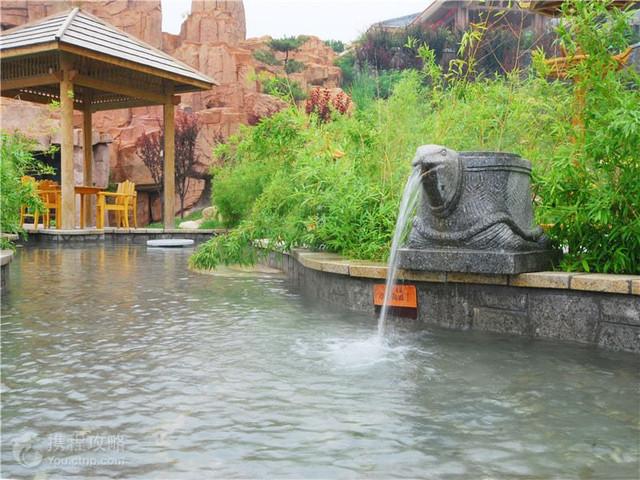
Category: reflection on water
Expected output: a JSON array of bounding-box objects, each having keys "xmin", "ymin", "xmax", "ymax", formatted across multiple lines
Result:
[{"xmin": 1, "ymin": 245, "xmax": 639, "ymax": 479}]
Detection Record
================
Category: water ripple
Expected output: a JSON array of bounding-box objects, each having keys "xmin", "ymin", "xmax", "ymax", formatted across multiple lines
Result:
[{"xmin": 1, "ymin": 245, "xmax": 638, "ymax": 479}]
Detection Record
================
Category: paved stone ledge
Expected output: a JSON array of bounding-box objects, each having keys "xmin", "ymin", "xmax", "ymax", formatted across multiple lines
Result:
[
  {"xmin": 509, "ymin": 271, "xmax": 570, "ymax": 289},
  {"xmin": 0, "ymin": 249, "xmax": 14, "ymax": 293},
  {"xmin": 0, "ymin": 249, "xmax": 14, "ymax": 267},
  {"xmin": 290, "ymin": 249, "xmax": 639, "ymax": 296},
  {"xmin": 31, "ymin": 228, "xmax": 102, "ymax": 236},
  {"xmin": 570, "ymin": 274, "xmax": 636, "ymax": 295},
  {"xmin": 103, "ymin": 227, "xmax": 222, "ymax": 235},
  {"xmin": 21, "ymin": 228, "xmax": 224, "ymax": 245}
]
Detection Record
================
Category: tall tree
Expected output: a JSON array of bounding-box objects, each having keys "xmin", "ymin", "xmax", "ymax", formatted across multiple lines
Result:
[
  {"xmin": 174, "ymin": 110, "xmax": 200, "ymax": 218},
  {"xmin": 136, "ymin": 111, "xmax": 201, "ymax": 222},
  {"xmin": 269, "ymin": 36, "xmax": 305, "ymax": 69},
  {"xmin": 135, "ymin": 126, "xmax": 164, "ymax": 222}
]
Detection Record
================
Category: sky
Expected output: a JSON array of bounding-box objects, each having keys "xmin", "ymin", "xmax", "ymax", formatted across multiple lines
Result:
[{"xmin": 161, "ymin": 0, "xmax": 427, "ymax": 43}]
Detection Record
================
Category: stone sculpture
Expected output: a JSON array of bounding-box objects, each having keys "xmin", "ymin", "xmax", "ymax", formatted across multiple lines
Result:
[{"xmin": 398, "ymin": 145, "xmax": 558, "ymax": 274}]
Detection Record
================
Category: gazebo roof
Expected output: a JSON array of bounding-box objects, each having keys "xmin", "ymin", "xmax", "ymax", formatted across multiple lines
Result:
[
  {"xmin": 375, "ymin": 12, "xmax": 421, "ymax": 29},
  {"xmin": 0, "ymin": 7, "xmax": 215, "ymax": 111}
]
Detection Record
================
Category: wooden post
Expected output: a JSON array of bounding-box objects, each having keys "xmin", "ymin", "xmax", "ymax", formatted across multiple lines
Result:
[
  {"xmin": 533, "ymin": 13, "xmax": 545, "ymax": 38},
  {"xmin": 455, "ymin": 7, "xmax": 469, "ymax": 31},
  {"xmin": 163, "ymin": 87, "xmax": 175, "ymax": 229},
  {"xmin": 83, "ymin": 101, "xmax": 93, "ymax": 228},
  {"xmin": 60, "ymin": 56, "xmax": 75, "ymax": 230}
]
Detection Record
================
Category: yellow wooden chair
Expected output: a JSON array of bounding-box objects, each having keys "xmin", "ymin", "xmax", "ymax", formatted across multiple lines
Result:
[
  {"xmin": 96, "ymin": 180, "xmax": 137, "ymax": 229},
  {"xmin": 19, "ymin": 176, "xmax": 41, "ymax": 229},
  {"xmin": 37, "ymin": 180, "xmax": 61, "ymax": 229}
]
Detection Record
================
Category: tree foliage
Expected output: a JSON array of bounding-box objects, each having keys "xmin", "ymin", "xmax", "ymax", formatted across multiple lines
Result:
[
  {"xmin": 135, "ymin": 110, "xmax": 202, "ymax": 221},
  {"xmin": 535, "ymin": 0, "xmax": 640, "ymax": 273},
  {"xmin": 268, "ymin": 36, "xmax": 306, "ymax": 67},
  {"xmin": 261, "ymin": 75, "xmax": 307, "ymax": 102},
  {"xmin": 135, "ymin": 127, "xmax": 163, "ymax": 193},
  {"xmin": 324, "ymin": 39, "xmax": 345, "ymax": 53},
  {"xmin": 0, "ymin": 132, "xmax": 55, "ymax": 246},
  {"xmin": 175, "ymin": 110, "xmax": 200, "ymax": 218},
  {"xmin": 252, "ymin": 49, "xmax": 279, "ymax": 66},
  {"xmin": 284, "ymin": 59, "xmax": 306, "ymax": 74}
]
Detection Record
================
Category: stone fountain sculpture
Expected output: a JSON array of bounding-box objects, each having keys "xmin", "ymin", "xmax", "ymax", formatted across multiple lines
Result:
[{"xmin": 397, "ymin": 145, "xmax": 558, "ymax": 274}]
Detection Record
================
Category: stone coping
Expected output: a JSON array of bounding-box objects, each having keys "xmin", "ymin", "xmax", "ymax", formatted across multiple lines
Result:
[
  {"xmin": 0, "ymin": 249, "xmax": 14, "ymax": 267},
  {"xmin": 26, "ymin": 227, "xmax": 224, "ymax": 235},
  {"xmin": 104, "ymin": 227, "xmax": 224, "ymax": 235},
  {"xmin": 290, "ymin": 249, "xmax": 640, "ymax": 296}
]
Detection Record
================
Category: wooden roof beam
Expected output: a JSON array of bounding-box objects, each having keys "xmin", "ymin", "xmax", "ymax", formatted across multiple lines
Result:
[
  {"xmin": 0, "ymin": 42, "xmax": 58, "ymax": 60},
  {"xmin": 91, "ymin": 98, "xmax": 156, "ymax": 112},
  {"xmin": 1, "ymin": 88, "xmax": 83, "ymax": 107},
  {"xmin": 0, "ymin": 72, "xmax": 58, "ymax": 92},
  {"xmin": 73, "ymin": 73, "xmax": 167, "ymax": 104}
]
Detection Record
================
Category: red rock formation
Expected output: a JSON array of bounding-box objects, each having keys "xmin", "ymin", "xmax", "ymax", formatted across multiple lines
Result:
[
  {"xmin": 243, "ymin": 35, "xmax": 342, "ymax": 91},
  {"xmin": 1, "ymin": 0, "xmax": 342, "ymax": 225},
  {"xmin": 0, "ymin": 0, "xmax": 161, "ymax": 47},
  {"xmin": 180, "ymin": 0, "xmax": 246, "ymax": 45}
]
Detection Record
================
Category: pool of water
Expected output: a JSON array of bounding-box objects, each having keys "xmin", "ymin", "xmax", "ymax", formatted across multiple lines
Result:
[{"xmin": 1, "ymin": 245, "xmax": 638, "ymax": 479}]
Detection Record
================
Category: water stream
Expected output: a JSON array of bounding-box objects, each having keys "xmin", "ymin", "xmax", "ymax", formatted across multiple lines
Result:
[{"xmin": 377, "ymin": 168, "xmax": 422, "ymax": 338}]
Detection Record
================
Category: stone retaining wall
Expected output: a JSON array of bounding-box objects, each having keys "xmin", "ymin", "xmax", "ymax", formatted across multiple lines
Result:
[
  {"xmin": 20, "ymin": 228, "xmax": 223, "ymax": 245},
  {"xmin": 1, "ymin": 250, "xmax": 14, "ymax": 294},
  {"xmin": 265, "ymin": 249, "xmax": 640, "ymax": 353}
]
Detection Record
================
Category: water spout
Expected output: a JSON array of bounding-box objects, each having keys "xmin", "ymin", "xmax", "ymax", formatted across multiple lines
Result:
[{"xmin": 378, "ymin": 168, "xmax": 422, "ymax": 338}]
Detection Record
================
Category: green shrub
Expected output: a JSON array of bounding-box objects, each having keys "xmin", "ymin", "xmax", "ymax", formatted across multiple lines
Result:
[
  {"xmin": 325, "ymin": 39, "xmax": 345, "ymax": 53},
  {"xmin": 252, "ymin": 49, "xmax": 279, "ymax": 66},
  {"xmin": 191, "ymin": 75, "xmax": 423, "ymax": 269},
  {"xmin": 192, "ymin": 71, "xmax": 574, "ymax": 270},
  {"xmin": 377, "ymin": 70, "xmax": 405, "ymax": 98},
  {"xmin": 261, "ymin": 76, "xmax": 307, "ymax": 102},
  {"xmin": 535, "ymin": 0, "xmax": 640, "ymax": 273},
  {"xmin": 199, "ymin": 218, "xmax": 223, "ymax": 229},
  {"xmin": 336, "ymin": 50, "xmax": 408, "ymax": 108},
  {"xmin": 285, "ymin": 59, "xmax": 305, "ymax": 74},
  {"xmin": 355, "ymin": 27, "xmax": 458, "ymax": 72},
  {"xmin": 424, "ymin": 73, "xmax": 573, "ymax": 167},
  {"xmin": 349, "ymin": 67, "xmax": 416, "ymax": 111},
  {"xmin": 334, "ymin": 51, "xmax": 356, "ymax": 87},
  {"xmin": 0, "ymin": 132, "xmax": 55, "ymax": 243},
  {"xmin": 211, "ymin": 110, "xmax": 306, "ymax": 227},
  {"xmin": 347, "ymin": 68, "xmax": 378, "ymax": 111}
]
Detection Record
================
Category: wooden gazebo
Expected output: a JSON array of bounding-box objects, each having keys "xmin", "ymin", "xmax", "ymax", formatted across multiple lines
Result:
[{"xmin": 0, "ymin": 8, "xmax": 216, "ymax": 229}]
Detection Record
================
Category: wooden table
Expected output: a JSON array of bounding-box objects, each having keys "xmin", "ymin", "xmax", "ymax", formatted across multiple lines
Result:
[
  {"xmin": 37, "ymin": 185, "xmax": 104, "ymax": 229},
  {"xmin": 75, "ymin": 186, "xmax": 103, "ymax": 228}
]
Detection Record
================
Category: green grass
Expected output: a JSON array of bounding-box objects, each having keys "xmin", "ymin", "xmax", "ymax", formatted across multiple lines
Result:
[{"xmin": 199, "ymin": 219, "xmax": 224, "ymax": 229}]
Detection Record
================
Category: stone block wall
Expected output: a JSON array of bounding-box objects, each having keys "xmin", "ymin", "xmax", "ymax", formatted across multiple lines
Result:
[{"xmin": 264, "ymin": 250, "xmax": 640, "ymax": 354}]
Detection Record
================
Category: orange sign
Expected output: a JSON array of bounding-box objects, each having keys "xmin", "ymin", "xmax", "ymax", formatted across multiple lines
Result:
[{"xmin": 373, "ymin": 284, "xmax": 417, "ymax": 308}]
